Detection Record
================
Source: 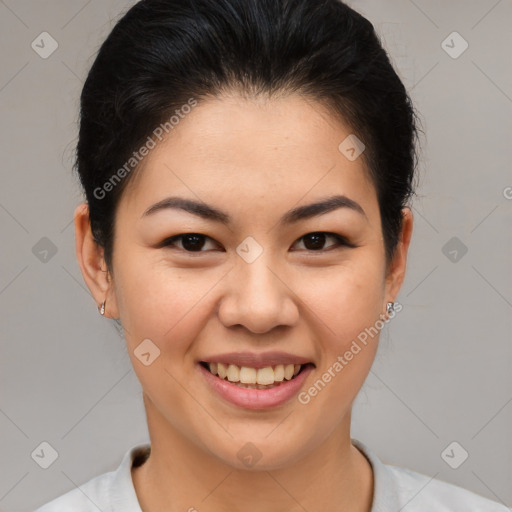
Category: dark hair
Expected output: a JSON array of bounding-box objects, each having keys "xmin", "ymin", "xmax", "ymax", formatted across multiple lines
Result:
[{"xmin": 76, "ymin": 0, "xmax": 421, "ymax": 273}]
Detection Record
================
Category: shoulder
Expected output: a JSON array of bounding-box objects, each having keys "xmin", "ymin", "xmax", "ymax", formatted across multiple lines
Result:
[
  {"xmin": 351, "ymin": 438, "xmax": 509, "ymax": 512},
  {"xmin": 33, "ymin": 444, "xmax": 150, "ymax": 512},
  {"xmin": 386, "ymin": 463, "xmax": 509, "ymax": 511},
  {"xmin": 33, "ymin": 470, "xmax": 114, "ymax": 512}
]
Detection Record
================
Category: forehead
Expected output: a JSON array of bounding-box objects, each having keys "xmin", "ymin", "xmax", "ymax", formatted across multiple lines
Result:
[{"xmin": 119, "ymin": 93, "xmax": 378, "ymax": 221}]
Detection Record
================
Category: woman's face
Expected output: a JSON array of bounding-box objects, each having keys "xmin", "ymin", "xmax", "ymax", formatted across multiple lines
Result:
[{"xmin": 77, "ymin": 92, "xmax": 412, "ymax": 470}]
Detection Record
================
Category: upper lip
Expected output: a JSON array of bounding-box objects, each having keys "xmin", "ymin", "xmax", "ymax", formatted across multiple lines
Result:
[{"xmin": 200, "ymin": 351, "xmax": 314, "ymax": 369}]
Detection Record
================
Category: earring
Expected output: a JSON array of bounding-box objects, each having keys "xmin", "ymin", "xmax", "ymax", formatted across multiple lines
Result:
[
  {"xmin": 99, "ymin": 300, "xmax": 106, "ymax": 316},
  {"xmin": 386, "ymin": 301, "xmax": 395, "ymax": 315}
]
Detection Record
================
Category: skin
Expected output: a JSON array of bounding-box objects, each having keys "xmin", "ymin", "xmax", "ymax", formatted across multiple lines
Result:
[{"xmin": 75, "ymin": 92, "xmax": 413, "ymax": 512}]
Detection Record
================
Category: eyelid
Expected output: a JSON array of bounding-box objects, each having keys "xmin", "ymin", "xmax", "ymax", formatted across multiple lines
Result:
[
  {"xmin": 157, "ymin": 233, "xmax": 220, "ymax": 251},
  {"xmin": 291, "ymin": 232, "xmax": 356, "ymax": 251},
  {"xmin": 159, "ymin": 231, "xmax": 356, "ymax": 253}
]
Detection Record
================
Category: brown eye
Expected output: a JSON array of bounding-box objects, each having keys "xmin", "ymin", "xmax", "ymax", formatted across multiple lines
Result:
[
  {"xmin": 179, "ymin": 234, "xmax": 206, "ymax": 251},
  {"xmin": 161, "ymin": 233, "xmax": 218, "ymax": 252},
  {"xmin": 294, "ymin": 232, "xmax": 353, "ymax": 251},
  {"xmin": 303, "ymin": 233, "xmax": 328, "ymax": 250}
]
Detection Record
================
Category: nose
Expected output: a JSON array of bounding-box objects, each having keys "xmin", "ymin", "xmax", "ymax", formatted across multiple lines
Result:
[{"xmin": 218, "ymin": 257, "xmax": 299, "ymax": 334}]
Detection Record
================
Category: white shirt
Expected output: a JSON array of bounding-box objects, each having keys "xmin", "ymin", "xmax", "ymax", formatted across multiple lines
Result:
[{"xmin": 34, "ymin": 438, "xmax": 509, "ymax": 511}]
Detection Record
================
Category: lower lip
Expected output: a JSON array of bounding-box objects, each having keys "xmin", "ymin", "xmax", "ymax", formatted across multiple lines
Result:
[{"xmin": 198, "ymin": 363, "xmax": 313, "ymax": 410}]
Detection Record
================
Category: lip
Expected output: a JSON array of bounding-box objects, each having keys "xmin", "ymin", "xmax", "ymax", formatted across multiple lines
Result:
[
  {"xmin": 199, "ymin": 351, "xmax": 313, "ymax": 369},
  {"xmin": 198, "ymin": 361, "xmax": 314, "ymax": 410}
]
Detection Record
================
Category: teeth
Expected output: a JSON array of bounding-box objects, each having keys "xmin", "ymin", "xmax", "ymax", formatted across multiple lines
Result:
[
  {"xmin": 226, "ymin": 364, "xmax": 240, "ymax": 382},
  {"xmin": 256, "ymin": 367, "xmax": 274, "ymax": 385},
  {"xmin": 284, "ymin": 364, "xmax": 294, "ymax": 380},
  {"xmin": 274, "ymin": 364, "xmax": 284, "ymax": 382},
  {"xmin": 240, "ymin": 366, "xmax": 257, "ymax": 384},
  {"xmin": 205, "ymin": 362, "xmax": 305, "ymax": 386},
  {"xmin": 217, "ymin": 362, "xmax": 227, "ymax": 379}
]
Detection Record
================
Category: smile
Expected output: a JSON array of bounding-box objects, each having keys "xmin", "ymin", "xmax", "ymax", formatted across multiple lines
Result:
[
  {"xmin": 201, "ymin": 361, "xmax": 306, "ymax": 389},
  {"xmin": 198, "ymin": 360, "xmax": 315, "ymax": 409}
]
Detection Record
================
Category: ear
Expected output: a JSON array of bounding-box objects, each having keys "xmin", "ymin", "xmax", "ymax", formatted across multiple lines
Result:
[
  {"xmin": 74, "ymin": 202, "xmax": 119, "ymax": 319},
  {"xmin": 384, "ymin": 207, "xmax": 414, "ymax": 304}
]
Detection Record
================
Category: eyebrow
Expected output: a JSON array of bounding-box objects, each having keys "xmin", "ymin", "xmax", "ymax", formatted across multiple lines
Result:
[{"xmin": 141, "ymin": 194, "xmax": 367, "ymax": 225}]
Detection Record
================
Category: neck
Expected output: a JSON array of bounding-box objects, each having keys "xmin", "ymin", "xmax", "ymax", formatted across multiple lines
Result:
[{"xmin": 132, "ymin": 398, "xmax": 374, "ymax": 512}]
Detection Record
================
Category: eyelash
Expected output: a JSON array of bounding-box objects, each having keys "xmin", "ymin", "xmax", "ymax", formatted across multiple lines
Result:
[{"xmin": 159, "ymin": 232, "xmax": 356, "ymax": 254}]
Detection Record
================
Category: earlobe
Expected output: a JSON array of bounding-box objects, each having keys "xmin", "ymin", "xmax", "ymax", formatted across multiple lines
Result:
[{"xmin": 74, "ymin": 202, "xmax": 119, "ymax": 318}]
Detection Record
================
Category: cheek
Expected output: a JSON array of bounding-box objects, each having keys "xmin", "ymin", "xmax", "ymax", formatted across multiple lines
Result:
[
  {"xmin": 114, "ymin": 260, "xmax": 214, "ymax": 412},
  {"xmin": 114, "ymin": 256, "xmax": 217, "ymax": 350},
  {"xmin": 302, "ymin": 258, "xmax": 384, "ymax": 343},
  {"xmin": 296, "ymin": 263, "xmax": 384, "ymax": 414}
]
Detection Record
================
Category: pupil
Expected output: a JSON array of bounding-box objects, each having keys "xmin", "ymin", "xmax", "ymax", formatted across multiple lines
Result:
[
  {"xmin": 304, "ymin": 233, "xmax": 325, "ymax": 250},
  {"xmin": 182, "ymin": 234, "xmax": 204, "ymax": 251}
]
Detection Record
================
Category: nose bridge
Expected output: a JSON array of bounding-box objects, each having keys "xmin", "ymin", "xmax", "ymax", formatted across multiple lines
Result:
[
  {"xmin": 219, "ymin": 247, "xmax": 298, "ymax": 333},
  {"xmin": 241, "ymin": 253, "xmax": 280, "ymax": 302}
]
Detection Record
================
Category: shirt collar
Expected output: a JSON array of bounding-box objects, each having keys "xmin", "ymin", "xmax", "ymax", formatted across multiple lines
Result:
[
  {"xmin": 110, "ymin": 439, "xmax": 397, "ymax": 511},
  {"xmin": 109, "ymin": 443, "xmax": 150, "ymax": 511},
  {"xmin": 352, "ymin": 437, "xmax": 401, "ymax": 511}
]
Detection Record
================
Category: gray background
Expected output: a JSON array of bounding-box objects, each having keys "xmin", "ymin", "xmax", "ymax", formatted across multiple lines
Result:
[{"xmin": 1, "ymin": 1, "xmax": 511, "ymax": 510}]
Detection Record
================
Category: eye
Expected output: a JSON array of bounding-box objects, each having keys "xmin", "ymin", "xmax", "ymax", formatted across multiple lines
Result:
[
  {"xmin": 293, "ymin": 232, "xmax": 354, "ymax": 252},
  {"xmin": 160, "ymin": 233, "xmax": 220, "ymax": 252},
  {"xmin": 159, "ymin": 231, "xmax": 355, "ymax": 254}
]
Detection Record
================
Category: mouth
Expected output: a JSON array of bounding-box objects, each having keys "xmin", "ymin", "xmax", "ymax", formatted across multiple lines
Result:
[{"xmin": 199, "ymin": 361, "xmax": 314, "ymax": 390}]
